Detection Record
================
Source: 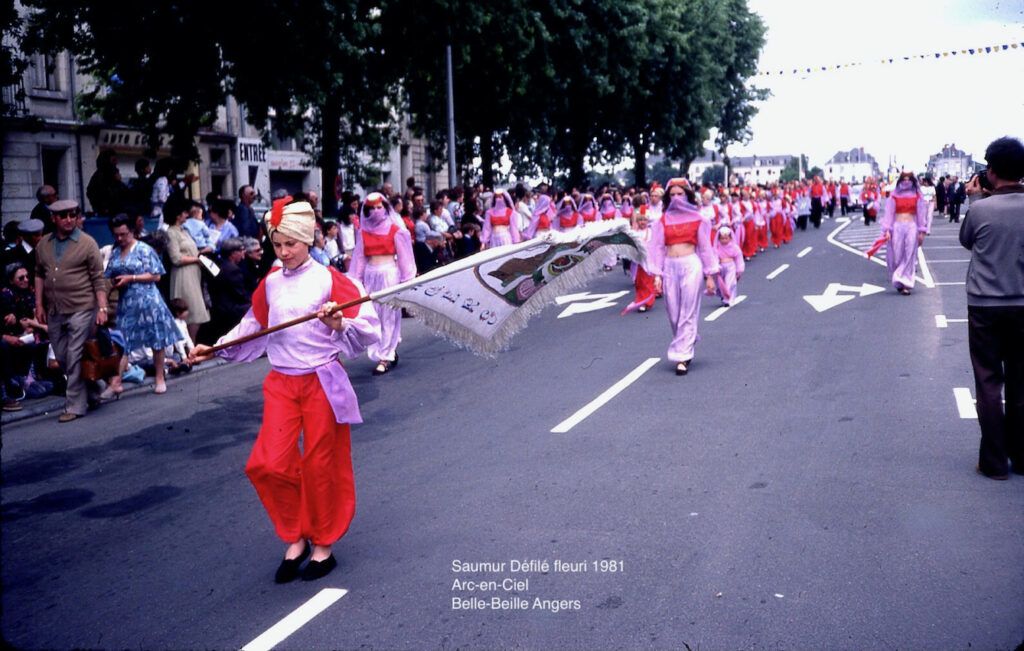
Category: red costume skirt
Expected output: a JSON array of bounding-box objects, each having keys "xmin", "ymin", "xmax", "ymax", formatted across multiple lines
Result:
[
  {"xmin": 245, "ymin": 370, "xmax": 356, "ymax": 546},
  {"xmin": 635, "ymin": 266, "xmax": 656, "ymax": 308},
  {"xmin": 756, "ymin": 224, "xmax": 769, "ymax": 250},
  {"xmin": 742, "ymin": 221, "xmax": 758, "ymax": 258},
  {"xmin": 770, "ymin": 214, "xmax": 786, "ymax": 246}
]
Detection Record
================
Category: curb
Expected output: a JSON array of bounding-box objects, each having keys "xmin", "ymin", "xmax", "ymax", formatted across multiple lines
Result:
[{"xmin": 1, "ymin": 358, "xmax": 231, "ymax": 427}]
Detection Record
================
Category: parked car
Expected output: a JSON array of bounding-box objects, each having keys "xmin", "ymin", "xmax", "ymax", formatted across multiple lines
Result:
[{"xmin": 848, "ymin": 184, "xmax": 864, "ymax": 209}]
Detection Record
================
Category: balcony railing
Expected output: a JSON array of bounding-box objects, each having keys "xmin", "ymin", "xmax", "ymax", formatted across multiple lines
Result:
[{"xmin": 2, "ymin": 80, "xmax": 28, "ymax": 117}]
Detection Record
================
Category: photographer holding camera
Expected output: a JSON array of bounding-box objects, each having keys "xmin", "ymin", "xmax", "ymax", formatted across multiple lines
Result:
[{"xmin": 959, "ymin": 136, "xmax": 1024, "ymax": 480}]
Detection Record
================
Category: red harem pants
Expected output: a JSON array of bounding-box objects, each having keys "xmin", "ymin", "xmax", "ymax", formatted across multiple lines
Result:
[
  {"xmin": 770, "ymin": 214, "xmax": 785, "ymax": 246},
  {"xmin": 245, "ymin": 370, "xmax": 356, "ymax": 546},
  {"xmin": 635, "ymin": 266, "xmax": 656, "ymax": 308},
  {"xmin": 782, "ymin": 214, "xmax": 794, "ymax": 243},
  {"xmin": 742, "ymin": 220, "xmax": 758, "ymax": 258}
]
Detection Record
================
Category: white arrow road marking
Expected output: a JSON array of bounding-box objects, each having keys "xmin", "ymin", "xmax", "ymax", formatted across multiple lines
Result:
[
  {"xmin": 803, "ymin": 282, "xmax": 885, "ymax": 312},
  {"xmin": 803, "ymin": 293, "xmax": 857, "ymax": 312},
  {"xmin": 934, "ymin": 281, "xmax": 966, "ymax": 286},
  {"xmin": 551, "ymin": 358, "xmax": 660, "ymax": 433},
  {"xmin": 797, "ymin": 246, "xmax": 813, "ymax": 258},
  {"xmin": 953, "ymin": 388, "xmax": 977, "ymax": 419},
  {"xmin": 935, "ymin": 315, "xmax": 968, "ymax": 328},
  {"xmin": 836, "ymin": 217, "xmax": 850, "ymax": 223},
  {"xmin": 556, "ymin": 291, "xmax": 630, "ymax": 318},
  {"xmin": 705, "ymin": 295, "xmax": 747, "ymax": 322},
  {"xmin": 766, "ymin": 264, "xmax": 789, "ymax": 280},
  {"xmin": 242, "ymin": 588, "xmax": 348, "ymax": 651},
  {"xmin": 822, "ymin": 282, "xmax": 885, "ymax": 297}
]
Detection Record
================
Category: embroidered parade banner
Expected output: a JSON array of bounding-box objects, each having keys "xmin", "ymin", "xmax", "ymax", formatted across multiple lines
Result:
[
  {"xmin": 205, "ymin": 221, "xmax": 646, "ymax": 357},
  {"xmin": 380, "ymin": 222, "xmax": 644, "ymax": 355}
]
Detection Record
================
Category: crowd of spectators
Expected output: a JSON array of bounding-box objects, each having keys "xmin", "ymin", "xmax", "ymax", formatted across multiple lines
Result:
[{"xmin": 4, "ymin": 153, "xmax": 972, "ymax": 420}]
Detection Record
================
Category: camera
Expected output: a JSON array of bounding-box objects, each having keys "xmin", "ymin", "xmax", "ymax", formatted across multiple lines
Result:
[{"xmin": 972, "ymin": 168, "xmax": 994, "ymax": 191}]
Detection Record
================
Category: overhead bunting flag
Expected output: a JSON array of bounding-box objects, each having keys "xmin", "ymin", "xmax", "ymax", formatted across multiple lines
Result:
[{"xmin": 755, "ymin": 41, "xmax": 1022, "ymax": 77}]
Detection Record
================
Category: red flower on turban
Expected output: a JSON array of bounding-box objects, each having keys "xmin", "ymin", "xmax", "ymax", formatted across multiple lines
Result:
[{"xmin": 269, "ymin": 195, "xmax": 293, "ymax": 228}]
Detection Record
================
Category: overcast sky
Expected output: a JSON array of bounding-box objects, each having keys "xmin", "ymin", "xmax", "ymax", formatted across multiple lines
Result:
[{"xmin": 728, "ymin": 0, "xmax": 1024, "ymax": 170}]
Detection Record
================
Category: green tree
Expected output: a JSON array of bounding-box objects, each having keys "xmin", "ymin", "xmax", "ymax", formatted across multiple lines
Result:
[
  {"xmin": 780, "ymin": 155, "xmax": 808, "ymax": 182},
  {"xmin": 381, "ymin": 0, "xmax": 543, "ymax": 188},
  {"xmin": 22, "ymin": 1, "xmax": 229, "ymax": 162},
  {"xmin": 711, "ymin": 0, "xmax": 769, "ymax": 175},
  {"xmin": 808, "ymin": 166, "xmax": 824, "ymax": 179},
  {"xmin": 701, "ymin": 165, "xmax": 726, "ymax": 186},
  {"xmin": 226, "ymin": 0, "xmax": 397, "ymax": 214}
]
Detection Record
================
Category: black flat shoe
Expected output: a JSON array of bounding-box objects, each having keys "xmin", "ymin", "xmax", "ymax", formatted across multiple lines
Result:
[
  {"xmin": 301, "ymin": 554, "xmax": 337, "ymax": 581},
  {"xmin": 274, "ymin": 541, "xmax": 311, "ymax": 584},
  {"xmin": 675, "ymin": 362, "xmax": 688, "ymax": 376},
  {"xmin": 372, "ymin": 361, "xmax": 390, "ymax": 376}
]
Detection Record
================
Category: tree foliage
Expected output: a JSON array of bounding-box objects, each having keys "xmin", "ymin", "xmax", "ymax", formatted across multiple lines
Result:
[{"xmin": 17, "ymin": 0, "xmax": 767, "ymax": 195}]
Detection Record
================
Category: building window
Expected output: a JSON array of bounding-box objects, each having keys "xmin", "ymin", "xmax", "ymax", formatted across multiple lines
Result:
[{"xmin": 30, "ymin": 54, "xmax": 60, "ymax": 91}]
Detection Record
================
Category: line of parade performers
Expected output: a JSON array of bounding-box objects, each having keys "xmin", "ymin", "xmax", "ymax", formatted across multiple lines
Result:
[
  {"xmin": 189, "ymin": 173, "xmax": 924, "ymax": 582},
  {"xmin": 337, "ymin": 174, "xmax": 911, "ymax": 378}
]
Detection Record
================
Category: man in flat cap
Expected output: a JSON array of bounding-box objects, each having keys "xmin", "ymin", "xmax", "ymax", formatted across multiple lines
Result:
[
  {"xmin": 34, "ymin": 199, "xmax": 109, "ymax": 423},
  {"xmin": 2, "ymin": 219, "xmax": 44, "ymax": 283}
]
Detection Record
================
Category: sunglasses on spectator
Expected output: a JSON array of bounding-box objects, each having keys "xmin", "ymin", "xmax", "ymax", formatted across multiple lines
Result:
[
  {"xmin": 14, "ymin": 274, "xmax": 29, "ymax": 281},
  {"xmin": 55, "ymin": 211, "xmax": 80, "ymax": 218}
]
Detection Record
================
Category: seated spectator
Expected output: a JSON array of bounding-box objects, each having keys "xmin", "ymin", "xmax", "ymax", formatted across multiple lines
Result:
[
  {"xmin": 1, "ymin": 263, "xmax": 52, "ymax": 410},
  {"xmin": 414, "ymin": 233, "xmax": 443, "ymax": 275},
  {"xmin": 455, "ymin": 220, "xmax": 482, "ymax": 259},
  {"xmin": 203, "ymin": 238, "xmax": 252, "ymax": 344},
  {"xmin": 2, "ymin": 218, "xmax": 44, "ymax": 283},
  {"xmin": 414, "ymin": 206, "xmax": 442, "ymax": 244}
]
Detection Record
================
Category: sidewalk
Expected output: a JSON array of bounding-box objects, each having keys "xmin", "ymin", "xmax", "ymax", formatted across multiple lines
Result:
[{"xmin": 1, "ymin": 358, "xmax": 230, "ymax": 426}]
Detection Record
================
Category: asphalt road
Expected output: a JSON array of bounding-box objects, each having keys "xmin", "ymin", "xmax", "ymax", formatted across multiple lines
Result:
[{"xmin": 3, "ymin": 212, "xmax": 1022, "ymax": 651}]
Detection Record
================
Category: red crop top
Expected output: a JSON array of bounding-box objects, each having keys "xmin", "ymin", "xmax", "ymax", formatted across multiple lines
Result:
[
  {"xmin": 362, "ymin": 224, "xmax": 399, "ymax": 256},
  {"xmin": 560, "ymin": 213, "xmax": 579, "ymax": 228},
  {"xmin": 893, "ymin": 196, "xmax": 918, "ymax": 214},
  {"xmin": 536, "ymin": 214, "xmax": 551, "ymax": 230},
  {"xmin": 489, "ymin": 210, "xmax": 512, "ymax": 227},
  {"xmin": 581, "ymin": 211, "xmax": 597, "ymax": 222},
  {"xmin": 663, "ymin": 220, "xmax": 700, "ymax": 245}
]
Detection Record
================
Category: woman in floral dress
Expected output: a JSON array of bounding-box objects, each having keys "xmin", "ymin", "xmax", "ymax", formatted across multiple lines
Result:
[{"xmin": 105, "ymin": 214, "xmax": 182, "ymax": 394}]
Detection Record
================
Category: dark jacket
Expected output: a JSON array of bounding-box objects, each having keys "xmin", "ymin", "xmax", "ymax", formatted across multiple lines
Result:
[{"xmin": 234, "ymin": 203, "xmax": 260, "ymax": 239}]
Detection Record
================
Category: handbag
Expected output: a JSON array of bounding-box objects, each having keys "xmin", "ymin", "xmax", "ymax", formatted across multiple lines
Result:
[{"xmin": 81, "ymin": 327, "xmax": 123, "ymax": 382}]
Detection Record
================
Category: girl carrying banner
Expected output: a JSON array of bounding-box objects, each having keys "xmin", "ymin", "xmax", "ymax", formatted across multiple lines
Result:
[{"xmin": 189, "ymin": 199, "xmax": 381, "ymax": 583}]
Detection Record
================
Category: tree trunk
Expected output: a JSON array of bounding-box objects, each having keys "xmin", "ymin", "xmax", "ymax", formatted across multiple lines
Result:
[
  {"xmin": 631, "ymin": 132, "xmax": 646, "ymax": 188},
  {"xmin": 479, "ymin": 133, "xmax": 495, "ymax": 188},
  {"xmin": 567, "ymin": 147, "xmax": 587, "ymax": 190},
  {"xmin": 319, "ymin": 100, "xmax": 341, "ymax": 217}
]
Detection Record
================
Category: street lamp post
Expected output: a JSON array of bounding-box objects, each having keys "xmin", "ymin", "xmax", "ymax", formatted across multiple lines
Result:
[{"xmin": 445, "ymin": 44, "xmax": 457, "ymax": 189}]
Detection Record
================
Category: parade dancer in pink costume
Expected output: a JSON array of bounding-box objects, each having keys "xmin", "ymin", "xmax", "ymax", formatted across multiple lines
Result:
[
  {"xmin": 714, "ymin": 225, "xmax": 745, "ymax": 306},
  {"xmin": 648, "ymin": 179, "xmax": 720, "ymax": 376},
  {"xmin": 348, "ymin": 192, "xmax": 416, "ymax": 375},
  {"xmin": 554, "ymin": 195, "xmax": 581, "ymax": 233},
  {"xmin": 481, "ymin": 190, "xmax": 521, "ymax": 248},
  {"xmin": 524, "ymin": 193, "xmax": 555, "ymax": 239},
  {"xmin": 881, "ymin": 172, "xmax": 929, "ymax": 295}
]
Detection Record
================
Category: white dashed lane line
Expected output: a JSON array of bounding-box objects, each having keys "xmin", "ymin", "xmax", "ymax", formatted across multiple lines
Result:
[{"xmin": 241, "ymin": 588, "xmax": 348, "ymax": 651}]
